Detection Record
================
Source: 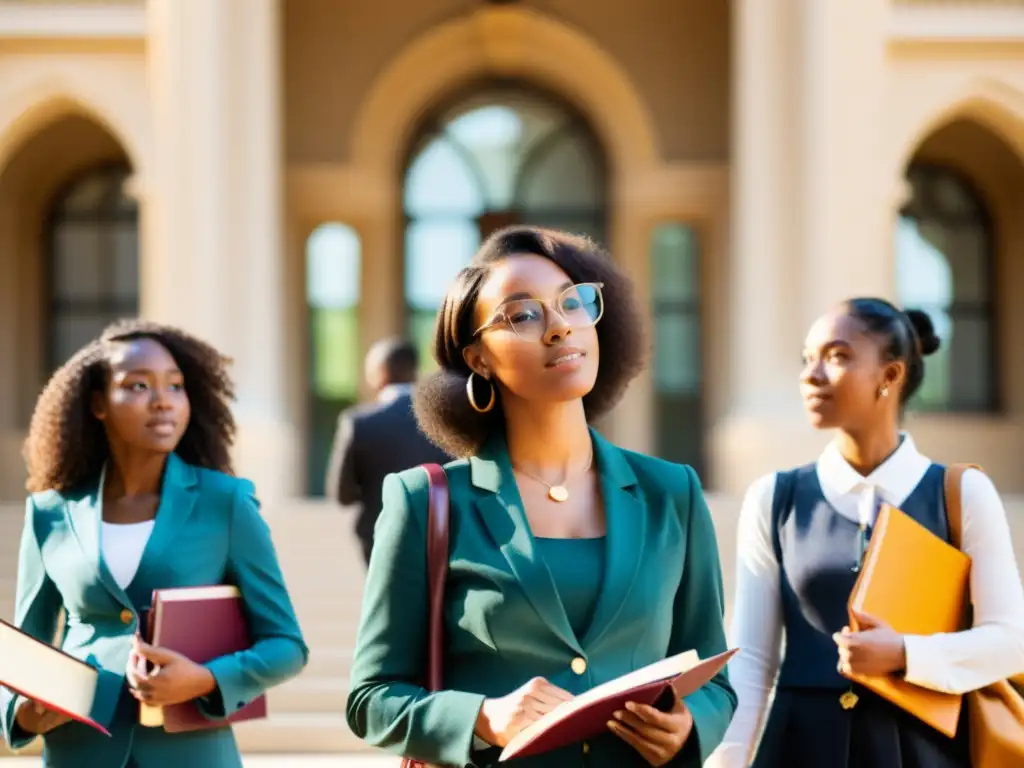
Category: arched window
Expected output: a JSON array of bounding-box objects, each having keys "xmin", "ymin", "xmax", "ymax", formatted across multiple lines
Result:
[
  {"xmin": 403, "ymin": 86, "xmax": 606, "ymax": 370},
  {"xmin": 305, "ymin": 222, "xmax": 361, "ymax": 495},
  {"xmin": 896, "ymin": 164, "xmax": 996, "ymax": 412},
  {"xmin": 650, "ymin": 223, "xmax": 704, "ymax": 475},
  {"xmin": 47, "ymin": 163, "xmax": 138, "ymax": 369}
]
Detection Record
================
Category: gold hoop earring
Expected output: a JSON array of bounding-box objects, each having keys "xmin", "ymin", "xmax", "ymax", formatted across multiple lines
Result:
[{"xmin": 466, "ymin": 372, "xmax": 496, "ymax": 413}]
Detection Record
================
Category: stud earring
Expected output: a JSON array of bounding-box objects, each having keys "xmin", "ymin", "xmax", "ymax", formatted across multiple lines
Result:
[{"xmin": 880, "ymin": 385, "xmax": 889, "ymax": 398}]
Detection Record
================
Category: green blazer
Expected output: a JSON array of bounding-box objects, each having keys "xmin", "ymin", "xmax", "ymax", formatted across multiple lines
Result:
[
  {"xmin": 0, "ymin": 453, "xmax": 308, "ymax": 768},
  {"xmin": 346, "ymin": 429, "xmax": 736, "ymax": 767}
]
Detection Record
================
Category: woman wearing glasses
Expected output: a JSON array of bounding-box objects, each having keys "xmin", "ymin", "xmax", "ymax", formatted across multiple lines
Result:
[{"xmin": 346, "ymin": 226, "xmax": 736, "ymax": 767}]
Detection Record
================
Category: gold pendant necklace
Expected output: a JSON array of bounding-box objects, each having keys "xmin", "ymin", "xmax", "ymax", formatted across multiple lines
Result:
[{"xmin": 513, "ymin": 453, "xmax": 592, "ymax": 504}]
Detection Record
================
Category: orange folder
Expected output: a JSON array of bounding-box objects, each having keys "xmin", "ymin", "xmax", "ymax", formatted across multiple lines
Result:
[{"xmin": 845, "ymin": 503, "xmax": 971, "ymax": 737}]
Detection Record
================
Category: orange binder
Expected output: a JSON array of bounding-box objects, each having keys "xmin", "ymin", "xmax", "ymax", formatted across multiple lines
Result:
[{"xmin": 845, "ymin": 503, "xmax": 971, "ymax": 737}]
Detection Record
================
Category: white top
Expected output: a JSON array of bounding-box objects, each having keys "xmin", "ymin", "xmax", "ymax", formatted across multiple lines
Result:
[
  {"xmin": 101, "ymin": 520, "xmax": 155, "ymax": 589},
  {"xmin": 708, "ymin": 434, "xmax": 1024, "ymax": 768}
]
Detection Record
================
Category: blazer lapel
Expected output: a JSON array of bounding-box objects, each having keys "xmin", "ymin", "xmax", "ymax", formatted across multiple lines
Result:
[
  {"xmin": 471, "ymin": 440, "xmax": 583, "ymax": 654},
  {"xmin": 131, "ymin": 453, "xmax": 198, "ymax": 591},
  {"xmin": 64, "ymin": 477, "xmax": 132, "ymax": 609},
  {"xmin": 580, "ymin": 430, "xmax": 645, "ymax": 649}
]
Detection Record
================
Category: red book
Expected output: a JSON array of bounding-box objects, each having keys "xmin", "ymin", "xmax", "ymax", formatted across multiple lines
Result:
[
  {"xmin": 498, "ymin": 648, "xmax": 738, "ymax": 761},
  {"xmin": 139, "ymin": 585, "xmax": 267, "ymax": 733},
  {"xmin": 0, "ymin": 619, "xmax": 110, "ymax": 736}
]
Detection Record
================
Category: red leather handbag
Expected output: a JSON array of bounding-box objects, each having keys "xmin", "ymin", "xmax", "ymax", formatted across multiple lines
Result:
[{"xmin": 401, "ymin": 463, "xmax": 451, "ymax": 768}]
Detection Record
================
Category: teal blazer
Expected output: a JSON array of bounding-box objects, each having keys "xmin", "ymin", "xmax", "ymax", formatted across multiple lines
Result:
[
  {"xmin": 0, "ymin": 453, "xmax": 308, "ymax": 768},
  {"xmin": 346, "ymin": 429, "xmax": 736, "ymax": 767}
]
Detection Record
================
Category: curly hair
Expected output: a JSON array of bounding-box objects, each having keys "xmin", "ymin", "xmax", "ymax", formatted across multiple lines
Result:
[
  {"xmin": 24, "ymin": 318, "xmax": 237, "ymax": 493},
  {"xmin": 413, "ymin": 226, "xmax": 648, "ymax": 457}
]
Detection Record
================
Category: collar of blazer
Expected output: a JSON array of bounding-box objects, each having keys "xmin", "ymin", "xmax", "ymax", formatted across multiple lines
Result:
[
  {"xmin": 64, "ymin": 452, "xmax": 200, "ymax": 611},
  {"xmin": 466, "ymin": 427, "xmax": 646, "ymax": 653}
]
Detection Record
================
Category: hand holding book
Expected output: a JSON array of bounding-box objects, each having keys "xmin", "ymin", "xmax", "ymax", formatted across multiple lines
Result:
[
  {"xmin": 14, "ymin": 699, "xmax": 71, "ymax": 736},
  {"xmin": 127, "ymin": 635, "xmax": 218, "ymax": 707},
  {"xmin": 833, "ymin": 609, "xmax": 908, "ymax": 678},
  {"xmin": 474, "ymin": 677, "xmax": 574, "ymax": 747},
  {"xmin": 607, "ymin": 694, "xmax": 695, "ymax": 766}
]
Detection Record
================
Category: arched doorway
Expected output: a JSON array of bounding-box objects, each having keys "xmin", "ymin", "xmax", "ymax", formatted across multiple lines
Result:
[
  {"xmin": 402, "ymin": 84, "xmax": 607, "ymax": 371},
  {"xmin": 0, "ymin": 112, "xmax": 137, "ymax": 499},
  {"xmin": 895, "ymin": 117, "xmax": 1024, "ymax": 415}
]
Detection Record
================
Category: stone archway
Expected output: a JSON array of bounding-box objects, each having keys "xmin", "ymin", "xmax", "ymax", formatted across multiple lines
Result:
[{"xmin": 0, "ymin": 109, "xmax": 137, "ymax": 500}]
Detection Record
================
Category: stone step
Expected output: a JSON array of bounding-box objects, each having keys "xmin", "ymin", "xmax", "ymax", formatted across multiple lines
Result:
[
  {"xmin": 0, "ymin": 713, "xmax": 373, "ymax": 757},
  {"xmin": 269, "ymin": 674, "xmax": 349, "ymax": 713}
]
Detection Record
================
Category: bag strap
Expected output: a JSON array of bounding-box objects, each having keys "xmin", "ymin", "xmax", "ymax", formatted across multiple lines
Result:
[
  {"xmin": 422, "ymin": 463, "xmax": 450, "ymax": 693},
  {"xmin": 944, "ymin": 463, "xmax": 982, "ymax": 551}
]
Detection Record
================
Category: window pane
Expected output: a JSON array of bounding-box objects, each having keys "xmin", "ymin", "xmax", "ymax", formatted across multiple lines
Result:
[
  {"xmin": 53, "ymin": 223, "xmax": 105, "ymax": 301},
  {"xmin": 446, "ymin": 98, "xmax": 565, "ymax": 210},
  {"xmin": 309, "ymin": 307, "xmax": 360, "ymax": 399},
  {"xmin": 405, "ymin": 138, "xmax": 485, "ymax": 217},
  {"xmin": 519, "ymin": 132, "xmax": 602, "ymax": 210},
  {"xmin": 651, "ymin": 224, "xmax": 699, "ymax": 302},
  {"xmin": 895, "ymin": 218, "xmax": 953, "ymax": 310},
  {"xmin": 896, "ymin": 165, "xmax": 995, "ymax": 411},
  {"xmin": 52, "ymin": 312, "xmax": 113, "ymax": 367},
  {"xmin": 948, "ymin": 314, "xmax": 992, "ymax": 410},
  {"xmin": 111, "ymin": 222, "xmax": 139, "ymax": 303},
  {"xmin": 650, "ymin": 223, "xmax": 703, "ymax": 473},
  {"xmin": 655, "ymin": 313, "xmax": 700, "ymax": 395},
  {"xmin": 306, "ymin": 223, "xmax": 360, "ymax": 310},
  {"xmin": 409, "ymin": 309, "xmax": 440, "ymax": 375},
  {"xmin": 404, "ymin": 220, "xmax": 479, "ymax": 310}
]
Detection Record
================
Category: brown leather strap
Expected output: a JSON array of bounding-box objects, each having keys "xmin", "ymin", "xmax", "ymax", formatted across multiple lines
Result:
[
  {"xmin": 422, "ymin": 463, "xmax": 450, "ymax": 694},
  {"xmin": 945, "ymin": 463, "xmax": 982, "ymax": 551}
]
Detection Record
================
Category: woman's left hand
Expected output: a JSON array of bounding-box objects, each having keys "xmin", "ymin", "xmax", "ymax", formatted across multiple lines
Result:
[
  {"xmin": 127, "ymin": 635, "xmax": 218, "ymax": 707},
  {"xmin": 607, "ymin": 696, "xmax": 693, "ymax": 767},
  {"xmin": 833, "ymin": 609, "xmax": 907, "ymax": 677}
]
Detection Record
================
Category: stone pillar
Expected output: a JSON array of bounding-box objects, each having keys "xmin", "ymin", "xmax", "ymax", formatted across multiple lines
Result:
[
  {"xmin": 799, "ymin": 0, "xmax": 892, "ymax": 326},
  {"xmin": 144, "ymin": 0, "xmax": 298, "ymax": 500},
  {"xmin": 709, "ymin": 0, "xmax": 820, "ymax": 494}
]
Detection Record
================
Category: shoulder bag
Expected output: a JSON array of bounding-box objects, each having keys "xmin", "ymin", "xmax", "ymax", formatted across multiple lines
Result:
[{"xmin": 945, "ymin": 464, "xmax": 1024, "ymax": 767}]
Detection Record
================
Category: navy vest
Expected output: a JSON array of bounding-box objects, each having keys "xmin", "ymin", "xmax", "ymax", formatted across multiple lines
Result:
[{"xmin": 771, "ymin": 462, "xmax": 948, "ymax": 689}]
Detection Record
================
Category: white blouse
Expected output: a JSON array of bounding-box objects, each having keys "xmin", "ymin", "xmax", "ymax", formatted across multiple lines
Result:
[
  {"xmin": 708, "ymin": 434, "xmax": 1024, "ymax": 768},
  {"xmin": 101, "ymin": 520, "xmax": 155, "ymax": 590}
]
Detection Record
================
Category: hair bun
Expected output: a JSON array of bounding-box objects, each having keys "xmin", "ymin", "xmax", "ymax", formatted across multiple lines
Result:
[{"xmin": 904, "ymin": 309, "xmax": 941, "ymax": 356}]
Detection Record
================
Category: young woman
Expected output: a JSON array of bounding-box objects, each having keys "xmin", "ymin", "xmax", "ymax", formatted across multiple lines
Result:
[
  {"xmin": 714, "ymin": 299, "xmax": 1024, "ymax": 768},
  {"xmin": 0, "ymin": 319, "xmax": 308, "ymax": 768},
  {"xmin": 345, "ymin": 226, "xmax": 737, "ymax": 767}
]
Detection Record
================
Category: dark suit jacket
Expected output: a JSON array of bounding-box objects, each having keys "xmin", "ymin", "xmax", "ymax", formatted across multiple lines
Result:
[
  {"xmin": 0, "ymin": 453, "xmax": 307, "ymax": 768},
  {"xmin": 325, "ymin": 388, "xmax": 450, "ymax": 559},
  {"xmin": 345, "ymin": 428, "xmax": 737, "ymax": 767}
]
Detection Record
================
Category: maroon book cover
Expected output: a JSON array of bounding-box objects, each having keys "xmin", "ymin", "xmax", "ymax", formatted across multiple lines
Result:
[
  {"xmin": 499, "ymin": 648, "xmax": 738, "ymax": 761},
  {"xmin": 143, "ymin": 585, "xmax": 267, "ymax": 733}
]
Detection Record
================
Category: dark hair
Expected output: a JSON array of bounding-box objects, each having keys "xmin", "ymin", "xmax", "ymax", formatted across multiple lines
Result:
[
  {"xmin": 23, "ymin": 318, "xmax": 237, "ymax": 493},
  {"xmin": 368, "ymin": 337, "xmax": 419, "ymax": 384},
  {"xmin": 413, "ymin": 226, "xmax": 648, "ymax": 457},
  {"xmin": 841, "ymin": 297, "xmax": 941, "ymax": 404}
]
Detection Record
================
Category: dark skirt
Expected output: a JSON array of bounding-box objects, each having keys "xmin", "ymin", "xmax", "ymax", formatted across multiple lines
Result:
[{"xmin": 751, "ymin": 685, "xmax": 971, "ymax": 768}]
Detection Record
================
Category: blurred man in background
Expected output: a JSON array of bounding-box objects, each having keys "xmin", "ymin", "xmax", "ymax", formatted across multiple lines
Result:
[{"xmin": 326, "ymin": 337, "xmax": 450, "ymax": 566}]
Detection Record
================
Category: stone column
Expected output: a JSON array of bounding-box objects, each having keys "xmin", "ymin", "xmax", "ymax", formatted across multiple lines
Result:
[
  {"xmin": 709, "ymin": 0, "xmax": 820, "ymax": 494},
  {"xmin": 144, "ymin": 0, "xmax": 298, "ymax": 500},
  {"xmin": 799, "ymin": 0, "xmax": 892, "ymax": 325}
]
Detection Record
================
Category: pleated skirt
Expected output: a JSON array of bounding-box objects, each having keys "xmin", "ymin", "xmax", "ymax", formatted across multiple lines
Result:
[{"xmin": 751, "ymin": 685, "xmax": 971, "ymax": 768}]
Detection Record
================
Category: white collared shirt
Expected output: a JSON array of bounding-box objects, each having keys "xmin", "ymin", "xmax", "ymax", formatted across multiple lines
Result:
[{"xmin": 707, "ymin": 434, "xmax": 1024, "ymax": 768}]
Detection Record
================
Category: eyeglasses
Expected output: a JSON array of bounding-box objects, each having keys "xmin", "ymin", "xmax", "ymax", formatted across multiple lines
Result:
[{"xmin": 473, "ymin": 282, "xmax": 604, "ymax": 343}]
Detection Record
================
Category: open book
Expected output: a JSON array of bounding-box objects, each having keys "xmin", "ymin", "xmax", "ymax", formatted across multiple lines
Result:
[
  {"xmin": 499, "ymin": 648, "xmax": 737, "ymax": 761},
  {"xmin": 0, "ymin": 619, "xmax": 109, "ymax": 736}
]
